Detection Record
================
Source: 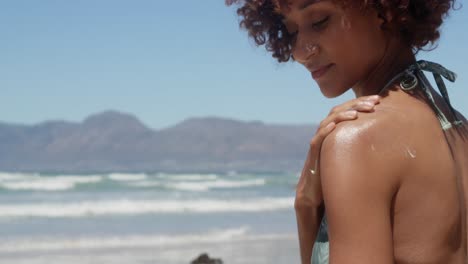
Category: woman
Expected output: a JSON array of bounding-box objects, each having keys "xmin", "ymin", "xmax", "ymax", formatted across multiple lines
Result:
[{"xmin": 226, "ymin": 0, "xmax": 468, "ymax": 263}]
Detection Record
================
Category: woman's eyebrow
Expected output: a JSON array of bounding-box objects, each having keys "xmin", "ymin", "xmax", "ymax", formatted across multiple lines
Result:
[{"xmin": 299, "ymin": 0, "xmax": 320, "ymax": 10}]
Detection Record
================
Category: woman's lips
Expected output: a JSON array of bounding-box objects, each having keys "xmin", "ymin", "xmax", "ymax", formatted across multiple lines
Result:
[{"xmin": 311, "ymin": 64, "xmax": 333, "ymax": 80}]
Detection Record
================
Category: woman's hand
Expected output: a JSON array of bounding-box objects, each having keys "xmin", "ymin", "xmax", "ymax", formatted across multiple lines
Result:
[{"xmin": 295, "ymin": 95, "xmax": 381, "ymax": 264}]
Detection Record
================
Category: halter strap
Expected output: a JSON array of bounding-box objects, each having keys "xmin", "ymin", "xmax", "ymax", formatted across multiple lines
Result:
[{"xmin": 381, "ymin": 60, "xmax": 462, "ymax": 130}]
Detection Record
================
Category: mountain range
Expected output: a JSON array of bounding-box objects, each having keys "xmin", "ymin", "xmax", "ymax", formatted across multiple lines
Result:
[{"xmin": 0, "ymin": 110, "xmax": 317, "ymax": 173}]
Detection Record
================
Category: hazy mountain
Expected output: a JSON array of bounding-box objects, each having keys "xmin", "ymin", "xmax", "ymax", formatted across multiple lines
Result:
[{"xmin": 0, "ymin": 111, "xmax": 317, "ymax": 173}]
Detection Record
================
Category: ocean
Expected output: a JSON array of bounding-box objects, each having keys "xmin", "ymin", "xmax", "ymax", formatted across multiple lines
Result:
[{"xmin": 0, "ymin": 171, "xmax": 301, "ymax": 264}]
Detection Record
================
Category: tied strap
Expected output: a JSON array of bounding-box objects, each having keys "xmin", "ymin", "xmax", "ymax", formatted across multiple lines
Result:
[{"xmin": 404, "ymin": 60, "xmax": 463, "ymax": 130}]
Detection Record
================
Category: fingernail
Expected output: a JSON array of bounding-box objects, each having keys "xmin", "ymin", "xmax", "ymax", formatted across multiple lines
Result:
[
  {"xmin": 359, "ymin": 101, "xmax": 375, "ymax": 107},
  {"xmin": 326, "ymin": 122, "xmax": 336, "ymax": 129},
  {"xmin": 367, "ymin": 95, "xmax": 380, "ymax": 101}
]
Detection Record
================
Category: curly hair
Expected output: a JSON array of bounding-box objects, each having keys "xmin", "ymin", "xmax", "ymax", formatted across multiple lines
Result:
[{"xmin": 226, "ymin": 0, "xmax": 457, "ymax": 63}]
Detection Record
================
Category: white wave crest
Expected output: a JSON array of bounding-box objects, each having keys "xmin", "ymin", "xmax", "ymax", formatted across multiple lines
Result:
[
  {"xmin": 0, "ymin": 227, "xmax": 294, "ymax": 253},
  {"xmin": 0, "ymin": 175, "xmax": 103, "ymax": 191},
  {"xmin": 167, "ymin": 179, "xmax": 266, "ymax": 192},
  {"xmin": 0, "ymin": 227, "xmax": 249, "ymax": 252},
  {"xmin": 108, "ymin": 173, "xmax": 147, "ymax": 181},
  {"xmin": 157, "ymin": 173, "xmax": 219, "ymax": 181},
  {"xmin": 0, "ymin": 172, "xmax": 40, "ymax": 182},
  {"xmin": 0, "ymin": 197, "xmax": 294, "ymax": 218}
]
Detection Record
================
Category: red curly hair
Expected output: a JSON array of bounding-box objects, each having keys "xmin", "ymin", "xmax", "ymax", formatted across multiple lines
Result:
[{"xmin": 226, "ymin": 0, "xmax": 457, "ymax": 62}]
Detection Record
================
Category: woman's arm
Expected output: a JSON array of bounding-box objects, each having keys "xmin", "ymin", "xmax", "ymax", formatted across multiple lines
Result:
[
  {"xmin": 296, "ymin": 147, "xmax": 326, "ymax": 263},
  {"xmin": 295, "ymin": 95, "xmax": 381, "ymax": 264},
  {"xmin": 320, "ymin": 117, "xmax": 403, "ymax": 264}
]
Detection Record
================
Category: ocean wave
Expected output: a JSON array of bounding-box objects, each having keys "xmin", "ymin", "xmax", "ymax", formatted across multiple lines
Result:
[
  {"xmin": 0, "ymin": 172, "xmax": 40, "ymax": 182},
  {"xmin": 156, "ymin": 173, "xmax": 219, "ymax": 181},
  {"xmin": 108, "ymin": 173, "xmax": 147, "ymax": 181},
  {"xmin": 0, "ymin": 197, "xmax": 294, "ymax": 218},
  {"xmin": 0, "ymin": 175, "xmax": 103, "ymax": 191},
  {"xmin": 0, "ymin": 227, "xmax": 295, "ymax": 253},
  {"xmin": 166, "ymin": 179, "xmax": 266, "ymax": 192},
  {"xmin": 0, "ymin": 227, "xmax": 248, "ymax": 252},
  {"xmin": 125, "ymin": 178, "xmax": 265, "ymax": 190}
]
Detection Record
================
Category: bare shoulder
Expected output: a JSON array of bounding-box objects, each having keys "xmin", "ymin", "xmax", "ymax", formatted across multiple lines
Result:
[
  {"xmin": 321, "ymin": 109, "xmax": 409, "ymax": 160},
  {"xmin": 320, "ymin": 110, "xmax": 408, "ymax": 195}
]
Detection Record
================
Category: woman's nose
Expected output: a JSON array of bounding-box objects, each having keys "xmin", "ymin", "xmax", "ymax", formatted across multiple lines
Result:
[{"xmin": 292, "ymin": 39, "xmax": 319, "ymax": 63}]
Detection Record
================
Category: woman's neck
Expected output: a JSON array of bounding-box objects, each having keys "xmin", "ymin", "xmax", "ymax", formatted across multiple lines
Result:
[{"xmin": 352, "ymin": 40, "xmax": 416, "ymax": 98}]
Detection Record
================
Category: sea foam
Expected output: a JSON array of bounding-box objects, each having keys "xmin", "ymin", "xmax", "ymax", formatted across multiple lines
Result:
[
  {"xmin": 0, "ymin": 175, "xmax": 103, "ymax": 191},
  {"xmin": 166, "ymin": 179, "xmax": 266, "ymax": 192},
  {"xmin": 108, "ymin": 173, "xmax": 147, "ymax": 181},
  {"xmin": 0, "ymin": 226, "xmax": 295, "ymax": 253},
  {"xmin": 157, "ymin": 173, "xmax": 219, "ymax": 181},
  {"xmin": 0, "ymin": 197, "xmax": 294, "ymax": 218}
]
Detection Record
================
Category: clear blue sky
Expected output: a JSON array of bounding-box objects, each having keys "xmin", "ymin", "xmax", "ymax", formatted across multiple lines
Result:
[{"xmin": 1, "ymin": 1, "xmax": 467, "ymax": 130}]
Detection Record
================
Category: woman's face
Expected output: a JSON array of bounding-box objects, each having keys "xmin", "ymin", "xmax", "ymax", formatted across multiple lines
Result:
[{"xmin": 280, "ymin": 0, "xmax": 389, "ymax": 97}]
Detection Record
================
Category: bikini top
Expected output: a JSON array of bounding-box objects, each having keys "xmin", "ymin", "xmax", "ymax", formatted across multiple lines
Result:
[
  {"xmin": 381, "ymin": 60, "xmax": 462, "ymax": 130},
  {"xmin": 316, "ymin": 60, "xmax": 464, "ymax": 243}
]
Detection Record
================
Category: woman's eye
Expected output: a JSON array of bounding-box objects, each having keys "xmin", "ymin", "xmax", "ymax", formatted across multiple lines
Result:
[
  {"xmin": 311, "ymin": 16, "xmax": 329, "ymax": 30},
  {"xmin": 287, "ymin": 15, "xmax": 329, "ymax": 43}
]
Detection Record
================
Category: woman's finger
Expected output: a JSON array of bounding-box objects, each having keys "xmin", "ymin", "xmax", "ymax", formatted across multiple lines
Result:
[
  {"xmin": 318, "ymin": 109, "xmax": 357, "ymax": 131},
  {"xmin": 329, "ymin": 95, "xmax": 380, "ymax": 115},
  {"xmin": 310, "ymin": 122, "xmax": 336, "ymax": 150},
  {"xmin": 319, "ymin": 97, "xmax": 379, "ymax": 130}
]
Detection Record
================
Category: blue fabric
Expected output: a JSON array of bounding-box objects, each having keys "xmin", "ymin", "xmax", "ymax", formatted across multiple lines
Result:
[{"xmin": 312, "ymin": 242, "xmax": 329, "ymax": 264}]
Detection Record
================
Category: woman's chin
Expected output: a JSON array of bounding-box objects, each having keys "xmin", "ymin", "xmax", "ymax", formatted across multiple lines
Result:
[{"xmin": 318, "ymin": 85, "xmax": 348, "ymax": 98}]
